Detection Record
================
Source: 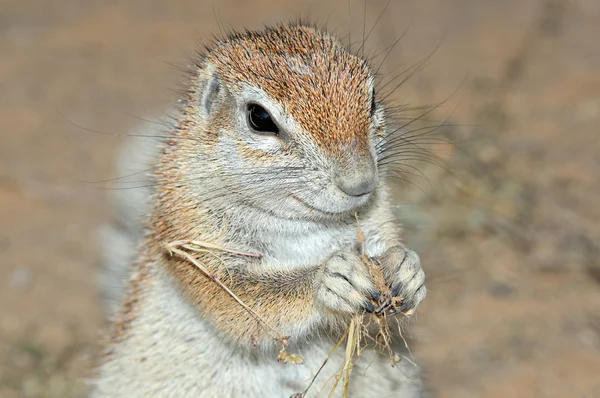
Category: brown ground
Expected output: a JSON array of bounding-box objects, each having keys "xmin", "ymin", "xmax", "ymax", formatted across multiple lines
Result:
[{"xmin": 1, "ymin": 0, "xmax": 599, "ymax": 397}]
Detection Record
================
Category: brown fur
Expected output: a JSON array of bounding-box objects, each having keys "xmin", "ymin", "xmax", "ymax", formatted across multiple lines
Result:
[{"xmin": 208, "ymin": 24, "xmax": 373, "ymax": 154}]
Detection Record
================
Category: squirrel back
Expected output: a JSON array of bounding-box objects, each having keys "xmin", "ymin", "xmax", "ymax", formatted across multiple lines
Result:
[{"xmin": 97, "ymin": 118, "xmax": 169, "ymax": 318}]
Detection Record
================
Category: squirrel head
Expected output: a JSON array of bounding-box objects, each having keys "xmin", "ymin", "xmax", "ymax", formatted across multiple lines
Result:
[{"xmin": 167, "ymin": 23, "xmax": 387, "ymax": 221}]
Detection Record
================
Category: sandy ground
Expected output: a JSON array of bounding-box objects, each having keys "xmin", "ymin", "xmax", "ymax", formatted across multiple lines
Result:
[{"xmin": 1, "ymin": 0, "xmax": 599, "ymax": 397}]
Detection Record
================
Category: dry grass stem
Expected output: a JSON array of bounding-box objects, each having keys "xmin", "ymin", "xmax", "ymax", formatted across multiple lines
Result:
[
  {"xmin": 297, "ymin": 213, "xmax": 417, "ymax": 397},
  {"xmin": 163, "ymin": 240, "xmax": 304, "ymax": 365}
]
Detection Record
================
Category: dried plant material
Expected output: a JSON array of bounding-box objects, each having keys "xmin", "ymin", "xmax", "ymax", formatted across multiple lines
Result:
[
  {"xmin": 275, "ymin": 336, "xmax": 304, "ymax": 364},
  {"xmin": 163, "ymin": 240, "xmax": 304, "ymax": 364},
  {"xmin": 167, "ymin": 239, "xmax": 263, "ymax": 258},
  {"xmin": 295, "ymin": 328, "xmax": 350, "ymax": 398},
  {"xmin": 296, "ymin": 213, "xmax": 418, "ymax": 397},
  {"xmin": 329, "ymin": 314, "xmax": 362, "ymax": 397},
  {"xmin": 367, "ymin": 260, "xmax": 391, "ymax": 299},
  {"xmin": 277, "ymin": 347, "xmax": 305, "ymax": 365},
  {"xmin": 391, "ymin": 351, "xmax": 402, "ymax": 366}
]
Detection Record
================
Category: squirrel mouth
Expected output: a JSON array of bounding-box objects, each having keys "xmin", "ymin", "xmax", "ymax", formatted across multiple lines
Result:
[{"xmin": 290, "ymin": 194, "xmax": 364, "ymax": 217}]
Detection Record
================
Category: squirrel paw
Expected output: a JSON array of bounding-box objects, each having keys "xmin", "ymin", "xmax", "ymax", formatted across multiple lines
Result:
[
  {"xmin": 315, "ymin": 251, "xmax": 378, "ymax": 314},
  {"xmin": 377, "ymin": 246, "xmax": 426, "ymax": 315}
]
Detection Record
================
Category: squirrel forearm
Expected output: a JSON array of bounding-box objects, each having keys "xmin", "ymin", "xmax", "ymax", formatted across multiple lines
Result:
[{"xmin": 168, "ymin": 254, "xmax": 324, "ymax": 345}]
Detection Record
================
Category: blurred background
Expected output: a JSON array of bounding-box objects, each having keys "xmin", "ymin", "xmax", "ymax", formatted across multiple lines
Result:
[{"xmin": 1, "ymin": 0, "xmax": 599, "ymax": 397}]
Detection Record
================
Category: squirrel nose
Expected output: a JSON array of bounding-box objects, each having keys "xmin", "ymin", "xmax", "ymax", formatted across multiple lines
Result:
[{"xmin": 334, "ymin": 163, "xmax": 377, "ymax": 197}]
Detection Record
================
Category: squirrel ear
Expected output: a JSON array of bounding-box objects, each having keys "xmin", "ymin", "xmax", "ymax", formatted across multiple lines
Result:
[{"xmin": 196, "ymin": 64, "xmax": 223, "ymax": 118}]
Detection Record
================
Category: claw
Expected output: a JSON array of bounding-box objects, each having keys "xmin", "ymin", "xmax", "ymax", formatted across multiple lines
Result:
[
  {"xmin": 363, "ymin": 300, "xmax": 376, "ymax": 313},
  {"xmin": 375, "ymin": 301, "xmax": 390, "ymax": 314},
  {"xmin": 399, "ymin": 300, "xmax": 413, "ymax": 313},
  {"xmin": 371, "ymin": 290, "xmax": 381, "ymax": 302},
  {"xmin": 389, "ymin": 306, "xmax": 415, "ymax": 317}
]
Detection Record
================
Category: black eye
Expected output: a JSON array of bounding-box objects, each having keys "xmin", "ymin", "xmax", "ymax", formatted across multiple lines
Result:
[{"xmin": 247, "ymin": 104, "xmax": 279, "ymax": 134}]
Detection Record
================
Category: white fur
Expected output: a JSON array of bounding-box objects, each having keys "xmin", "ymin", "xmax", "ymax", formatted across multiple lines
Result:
[
  {"xmin": 95, "ymin": 161, "xmax": 427, "ymax": 396},
  {"xmin": 94, "ymin": 246, "xmax": 424, "ymax": 398}
]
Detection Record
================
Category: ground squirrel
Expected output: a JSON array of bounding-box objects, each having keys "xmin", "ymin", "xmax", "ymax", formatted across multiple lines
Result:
[{"xmin": 94, "ymin": 22, "xmax": 427, "ymax": 397}]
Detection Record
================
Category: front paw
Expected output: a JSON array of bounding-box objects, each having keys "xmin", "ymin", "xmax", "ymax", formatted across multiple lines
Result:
[
  {"xmin": 315, "ymin": 251, "xmax": 379, "ymax": 314},
  {"xmin": 376, "ymin": 246, "xmax": 426, "ymax": 315}
]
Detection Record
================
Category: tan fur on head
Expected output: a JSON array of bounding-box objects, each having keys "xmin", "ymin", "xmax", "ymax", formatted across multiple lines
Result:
[{"xmin": 207, "ymin": 23, "xmax": 374, "ymax": 154}]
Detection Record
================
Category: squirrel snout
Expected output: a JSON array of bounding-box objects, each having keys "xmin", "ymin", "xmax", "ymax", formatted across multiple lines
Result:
[{"xmin": 334, "ymin": 162, "xmax": 377, "ymax": 197}]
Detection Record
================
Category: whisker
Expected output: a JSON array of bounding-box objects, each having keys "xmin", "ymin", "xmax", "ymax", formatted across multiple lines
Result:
[
  {"xmin": 380, "ymin": 174, "xmax": 432, "ymax": 200},
  {"xmin": 59, "ymin": 109, "xmax": 193, "ymax": 142},
  {"xmin": 359, "ymin": 0, "xmax": 393, "ymax": 60},
  {"xmin": 379, "ymin": 161, "xmax": 431, "ymax": 183},
  {"xmin": 81, "ymin": 167, "xmax": 157, "ymax": 185},
  {"xmin": 373, "ymin": 24, "xmax": 411, "ymax": 77}
]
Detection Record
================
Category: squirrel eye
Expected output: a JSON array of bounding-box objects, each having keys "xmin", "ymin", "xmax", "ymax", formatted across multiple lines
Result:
[{"xmin": 247, "ymin": 104, "xmax": 279, "ymax": 134}]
